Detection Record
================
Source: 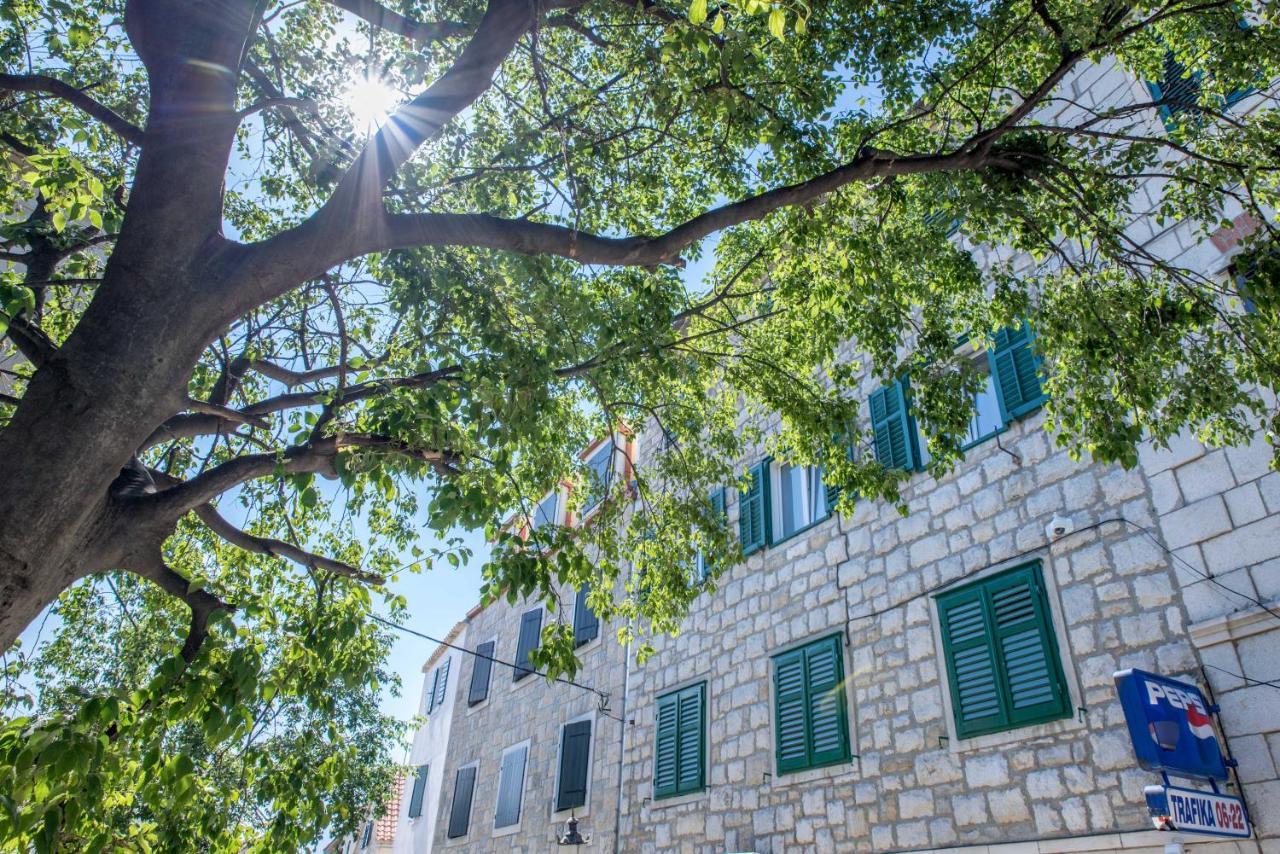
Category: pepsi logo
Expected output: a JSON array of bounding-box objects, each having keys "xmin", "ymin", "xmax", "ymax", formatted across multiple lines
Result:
[{"xmin": 1145, "ymin": 682, "xmax": 1216, "ymax": 740}]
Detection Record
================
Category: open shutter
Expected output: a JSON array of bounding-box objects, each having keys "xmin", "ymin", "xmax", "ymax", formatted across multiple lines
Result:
[
  {"xmin": 675, "ymin": 684, "xmax": 705, "ymax": 794},
  {"xmin": 424, "ymin": 667, "xmax": 440, "ymax": 714},
  {"xmin": 989, "ymin": 323, "xmax": 1046, "ymax": 420},
  {"xmin": 700, "ymin": 489, "xmax": 727, "ymax": 580},
  {"xmin": 446, "ymin": 766, "xmax": 476, "ymax": 838},
  {"xmin": 360, "ymin": 820, "xmax": 373, "ymax": 848},
  {"xmin": 468, "ymin": 641, "xmax": 494, "ymax": 705},
  {"xmin": 738, "ymin": 460, "xmax": 770, "ymax": 554},
  {"xmin": 773, "ymin": 647, "xmax": 810, "ymax": 774},
  {"xmin": 573, "ymin": 585, "xmax": 599, "ymax": 648},
  {"xmin": 557, "ymin": 720, "xmax": 592, "ymax": 810},
  {"xmin": 938, "ymin": 586, "xmax": 1006, "ymax": 737},
  {"xmin": 804, "ymin": 636, "xmax": 850, "ymax": 766},
  {"xmin": 987, "ymin": 564, "xmax": 1070, "ymax": 726},
  {"xmin": 407, "ymin": 764, "xmax": 429, "ymax": 818},
  {"xmin": 432, "ymin": 657, "xmax": 451, "ymax": 710},
  {"xmin": 494, "ymin": 745, "xmax": 527, "ymax": 828},
  {"xmin": 513, "ymin": 610, "xmax": 541, "ymax": 682},
  {"xmin": 1147, "ymin": 50, "xmax": 1203, "ymax": 129},
  {"xmin": 653, "ymin": 693, "xmax": 679, "ymax": 798},
  {"xmin": 870, "ymin": 379, "xmax": 918, "ymax": 470}
]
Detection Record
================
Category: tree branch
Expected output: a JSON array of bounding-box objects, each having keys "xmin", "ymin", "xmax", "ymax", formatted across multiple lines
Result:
[
  {"xmin": 193, "ymin": 502, "xmax": 384, "ymax": 584},
  {"xmin": 0, "ymin": 74, "xmax": 144, "ymax": 145},
  {"xmin": 133, "ymin": 551, "xmax": 233, "ymax": 663},
  {"xmin": 324, "ymin": 0, "xmax": 468, "ymax": 43}
]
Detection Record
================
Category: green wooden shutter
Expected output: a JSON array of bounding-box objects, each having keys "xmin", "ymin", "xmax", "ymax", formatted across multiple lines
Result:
[
  {"xmin": 653, "ymin": 693, "xmax": 679, "ymax": 798},
  {"xmin": 513, "ymin": 609, "xmax": 541, "ymax": 682},
  {"xmin": 446, "ymin": 766, "xmax": 475, "ymax": 838},
  {"xmin": 573, "ymin": 585, "xmax": 599, "ymax": 647},
  {"xmin": 425, "ymin": 667, "xmax": 440, "ymax": 714},
  {"xmin": 987, "ymin": 565, "xmax": 1070, "ymax": 725},
  {"xmin": 937, "ymin": 561, "xmax": 1070, "ymax": 738},
  {"xmin": 773, "ymin": 647, "xmax": 811, "ymax": 774},
  {"xmin": 989, "ymin": 323, "xmax": 1046, "ymax": 420},
  {"xmin": 432, "ymin": 657, "xmax": 450, "ymax": 709},
  {"xmin": 804, "ymin": 636, "xmax": 851, "ymax": 766},
  {"xmin": 869, "ymin": 379, "xmax": 918, "ymax": 470},
  {"xmin": 1147, "ymin": 50, "xmax": 1203, "ymax": 130},
  {"xmin": 468, "ymin": 641, "xmax": 494, "ymax": 705},
  {"xmin": 675, "ymin": 684, "xmax": 705, "ymax": 795},
  {"xmin": 407, "ymin": 764, "xmax": 428, "ymax": 818},
  {"xmin": 494, "ymin": 745, "xmax": 527, "ymax": 828},
  {"xmin": 738, "ymin": 460, "xmax": 771, "ymax": 554},
  {"xmin": 557, "ymin": 720, "xmax": 592, "ymax": 810}
]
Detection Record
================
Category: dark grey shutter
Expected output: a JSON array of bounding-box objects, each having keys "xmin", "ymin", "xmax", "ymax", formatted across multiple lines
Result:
[
  {"xmin": 468, "ymin": 640, "xmax": 494, "ymax": 705},
  {"xmin": 446, "ymin": 766, "xmax": 476, "ymax": 838},
  {"xmin": 424, "ymin": 667, "xmax": 439, "ymax": 714},
  {"xmin": 514, "ymin": 610, "xmax": 541, "ymax": 681},
  {"xmin": 556, "ymin": 720, "xmax": 592, "ymax": 810},
  {"xmin": 573, "ymin": 585, "xmax": 599, "ymax": 647},
  {"xmin": 432, "ymin": 657, "xmax": 451, "ymax": 710},
  {"xmin": 494, "ymin": 745, "xmax": 528, "ymax": 828},
  {"xmin": 407, "ymin": 764, "xmax": 428, "ymax": 818}
]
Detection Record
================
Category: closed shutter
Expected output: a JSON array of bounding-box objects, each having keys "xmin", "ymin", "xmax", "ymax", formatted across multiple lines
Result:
[
  {"xmin": 407, "ymin": 764, "xmax": 429, "ymax": 818},
  {"xmin": 446, "ymin": 766, "xmax": 476, "ymax": 839},
  {"xmin": 653, "ymin": 692, "xmax": 679, "ymax": 798},
  {"xmin": 424, "ymin": 667, "xmax": 439, "ymax": 714},
  {"xmin": 557, "ymin": 720, "xmax": 592, "ymax": 810},
  {"xmin": 432, "ymin": 657, "xmax": 451, "ymax": 710},
  {"xmin": 513, "ymin": 610, "xmax": 541, "ymax": 682},
  {"xmin": 675, "ymin": 684, "xmax": 705, "ymax": 794},
  {"xmin": 989, "ymin": 323, "xmax": 1046, "ymax": 420},
  {"xmin": 468, "ymin": 640, "xmax": 494, "ymax": 705},
  {"xmin": 773, "ymin": 647, "xmax": 810, "ymax": 774},
  {"xmin": 738, "ymin": 460, "xmax": 770, "ymax": 554},
  {"xmin": 804, "ymin": 636, "xmax": 851, "ymax": 766},
  {"xmin": 870, "ymin": 379, "xmax": 918, "ymax": 470},
  {"xmin": 494, "ymin": 745, "xmax": 528, "ymax": 828},
  {"xmin": 573, "ymin": 585, "xmax": 599, "ymax": 648},
  {"xmin": 360, "ymin": 820, "xmax": 373, "ymax": 848},
  {"xmin": 937, "ymin": 561, "xmax": 1069, "ymax": 738}
]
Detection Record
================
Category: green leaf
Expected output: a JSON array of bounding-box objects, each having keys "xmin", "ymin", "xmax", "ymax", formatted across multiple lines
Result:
[
  {"xmin": 768, "ymin": 7, "xmax": 785, "ymax": 39},
  {"xmin": 689, "ymin": 0, "xmax": 707, "ymax": 25}
]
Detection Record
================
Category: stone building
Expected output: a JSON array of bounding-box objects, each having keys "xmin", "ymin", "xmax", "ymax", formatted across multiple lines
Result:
[{"xmin": 378, "ymin": 53, "xmax": 1279, "ymax": 854}]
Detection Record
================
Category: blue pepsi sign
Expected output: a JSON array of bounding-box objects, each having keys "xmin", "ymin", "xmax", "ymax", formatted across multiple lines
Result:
[{"xmin": 1114, "ymin": 669, "xmax": 1228, "ymax": 782}]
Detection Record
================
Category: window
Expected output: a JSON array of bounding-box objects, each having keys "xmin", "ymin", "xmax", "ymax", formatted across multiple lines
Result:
[
  {"xmin": 494, "ymin": 743, "xmax": 528, "ymax": 829},
  {"xmin": 772, "ymin": 462, "xmax": 829, "ymax": 540},
  {"xmin": 935, "ymin": 560, "xmax": 1071, "ymax": 739},
  {"xmin": 582, "ymin": 444, "xmax": 615, "ymax": 512},
  {"xmin": 531, "ymin": 492, "xmax": 559, "ymax": 534},
  {"xmin": 695, "ymin": 489, "xmax": 726, "ymax": 581},
  {"xmin": 1147, "ymin": 49, "xmax": 1252, "ymax": 133},
  {"xmin": 556, "ymin": 719, "xmax": 592, "ymax": 811},
  {"xmin": 572, "ymin": 585, "xmax": 599, "ymax": 648},
  {"xmin": 425, "ymin": 656, "xmax": 450, "ymax": 713},
  {"xmin": 446, "ymin": 765, "xmax": 476, "ymax": 839},
  {"xmin": 772, "ymin": 634, "xmax": 852, "ymax": 775},
  {"xmin": 963, "ymin": 348, "xmax": 1004, "ymax": 447},
  {"xmin": 654, "ymin": 682, "xmax": 705, "ymax": 799},
  {"xmin": 468, "ymin": 640, "xmax": 495, "ymax": 706},
  {"xmin": 407, "ymin": 764, "xmax": 429, "ymax": 818},
  {"xmin": 513, "ymin": 609, "xmax": 541, "ymax": 682},
  {"xmin": 738, "ymin": 461, "xmax": 771, "ymax": 555}
]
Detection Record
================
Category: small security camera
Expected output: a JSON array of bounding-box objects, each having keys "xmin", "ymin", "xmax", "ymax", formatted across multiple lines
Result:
[{"xmin": 1045, "ymin": 513, "xmax": 1074, "ymax": 540}]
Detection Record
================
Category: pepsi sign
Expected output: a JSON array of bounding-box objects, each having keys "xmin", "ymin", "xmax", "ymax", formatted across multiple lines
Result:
[{"xmin": 1114, "ymin": 669, "xmax": 1229, "ymax": 782}]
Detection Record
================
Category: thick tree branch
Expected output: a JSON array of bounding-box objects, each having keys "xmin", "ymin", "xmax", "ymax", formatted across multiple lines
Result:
[
  {"xmin": 0, "ymin": 74, "xmax": 144, "ymax": 145},
  {"xmin": 5, "ymin": 314, "xmax": 56, "ymax": 367},
  {"xmin": 193, "ymin": 503, "xmax": 384, "ymax": 584},
  {"xmin": 134, "ymin": 551, "xmax": 233, "ymax": 663},
  {"xmin": 326, "ymin": 0, "xmax": 468, "ymax": 42}
]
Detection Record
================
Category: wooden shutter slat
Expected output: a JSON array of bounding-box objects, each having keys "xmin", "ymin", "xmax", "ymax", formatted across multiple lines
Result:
[
  {"xmin": 407, "ymin": 763, "xmax": 428, "ymax": 818},
  {"xmin": 446, "ymin": 766, "xmax": 476, "ymax": 839},
  {"xmin": 653, "ymin": 694, "xmax": 679, "ymax": 798},
  {"xmin": 514, "ymin": 610, "xmax": 541, "ymax": 682},
  {"xmin": 870, "ymin": 380, "xmax": 917, "ymax": 470},
  {"xmin": 468, "ymin": 641, "xmax": 494, "ymax": 705},
  {"xmin": 432, "ymin": 657, "xmax": 450, "ymax": 710},
  {"xmin": 425, "ymin": 667, "xmax": 439, "ymax": 714},
  {"xmin": 557, "ymin": 720, "xmax": 592, "ymax": 810},
  {"xmin": 804, "ymin": 637, "xmax": 849, "ymax": 765},
  {"xmin": 675, "ymin": 685, "xmax": 704, "ymax": 794},
  {"xmin": 990, "ymin": 323, "xmax": 1046, "ymax": 420},
  {"xmin": 773, "ymin": 648, "xmax": 810, "ymax": 773},
  {"xmin": 738, "ymin": 461, "xmax": 769, "ymax": 554},
  {"xmin": 987, "ymin": 567, "xmax": 1069, "ymax": 724},
  {"xmin": 494, "ymin": 745, "xmax": 527, "ymax": 828}
]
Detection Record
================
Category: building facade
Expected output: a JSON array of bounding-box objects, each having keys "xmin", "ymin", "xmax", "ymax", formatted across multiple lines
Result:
[{"xmin": 375, "ymin": 54, "xmax": 1279, "ymax": 854}]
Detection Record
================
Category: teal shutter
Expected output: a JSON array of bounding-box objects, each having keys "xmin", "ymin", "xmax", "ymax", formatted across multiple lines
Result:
[
  {"xmin": 573, "ymin": 585, "xmax": 599, "ymax": 647},
  {"xmin": 1147, "ymin": 50, "xmax": 1203, "ymax": 130},
  {"xmin": 869, "ymin": 379, "xmax": 918, "ymax": 470},
  {"xmin": 425, "ymin": 667, "xmax": 440, "ymax": 714},
  {"xmin": 494, "ymin": 745, "xmax": 527, "ymax": 828},
  {"xmin": 653, "ymin": 692, "xmax": 679, "ymax": 798},
  {"xmin": 513, "ymin": 610, "xmax": 541, "ymax": 682},
  {"xmin": 557, "ymin": 720, "xmax": 592, "ymax": 810},
  {"xmin": 738, "ymin": 460, "xmax": 771, "ymax": 554},
  {"xmin": 937, "ymin": 561, "xmax": 1070, "ymax": 738},
  {"xmin": 989, "ymin": 323, "xmax": 1046, "ymax": 420},
  {"xmin": 407, "ymin": 764, "xmax": 428, "ymax": 818},
  {"xmin": 432, "ymin": 657, "xmax": 450, "ymax": 709},
  {"xmin": 773, "ymin": 636, "xmax": 851, "ymax": 774},
  {"xmin": 468, "ymin": 641, "xmax": 494, "ymax": 705},
  {"xmin": 446, "ymin": 766, "xmax": 476, "ymax": 838}
]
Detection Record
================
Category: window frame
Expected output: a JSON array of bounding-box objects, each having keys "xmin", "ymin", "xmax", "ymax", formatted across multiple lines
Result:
[
  {"xmin": 653, "ymin": 680, "xmax": 708, "ymax": 800},
  {"xmin": 492, "ymin": 739, "xmax": 531, "ymax": 836},
  {"xmin": 695, "ymin": 488, "xmax": 727, "ymax": 582},
  {"xmin": 768, "ymin": 632, "xmax": 854, "ymax": 777},
  {"xmin": 552, "ymin": 711, "xmax": 596, "ymax": 817},
  {"xmin": 768, "ymin": 460, "xmax": 831, "ymax": 545}
]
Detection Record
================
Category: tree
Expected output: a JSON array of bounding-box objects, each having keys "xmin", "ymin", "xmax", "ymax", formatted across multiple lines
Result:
[{"xmin": 0, "ymin": 0, "xmax": 1276, "ymax": 843}]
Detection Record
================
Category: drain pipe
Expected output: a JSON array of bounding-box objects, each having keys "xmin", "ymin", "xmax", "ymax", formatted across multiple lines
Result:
[{"xmin": 611, "ymin": 639, "xmax": 632, "ymax": 854}]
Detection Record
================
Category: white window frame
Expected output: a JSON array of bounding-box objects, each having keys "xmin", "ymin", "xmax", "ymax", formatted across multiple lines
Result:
[
  {"xmin": 928, "ymin": 551, "xmax": 1085, "ymax": 754},
  {"xmin": 551, "ymin": 709, "xmax": 597, "ymax": 819},
  {"xmin": 578, "ymin": 431, "xmax": 630, "ymax": 523},
  {"xmin": 768, "ymin": 461, "xmax": 828, "ymax": 542},
  {"xmin": 492, "ymin": 739, "xmax": 531, "ymax": 837}
]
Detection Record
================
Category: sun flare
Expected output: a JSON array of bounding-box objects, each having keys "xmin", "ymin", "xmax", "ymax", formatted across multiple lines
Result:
[{"xmin": 341, "ymin": 75, "xmax": 401, "ymax": 131}]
